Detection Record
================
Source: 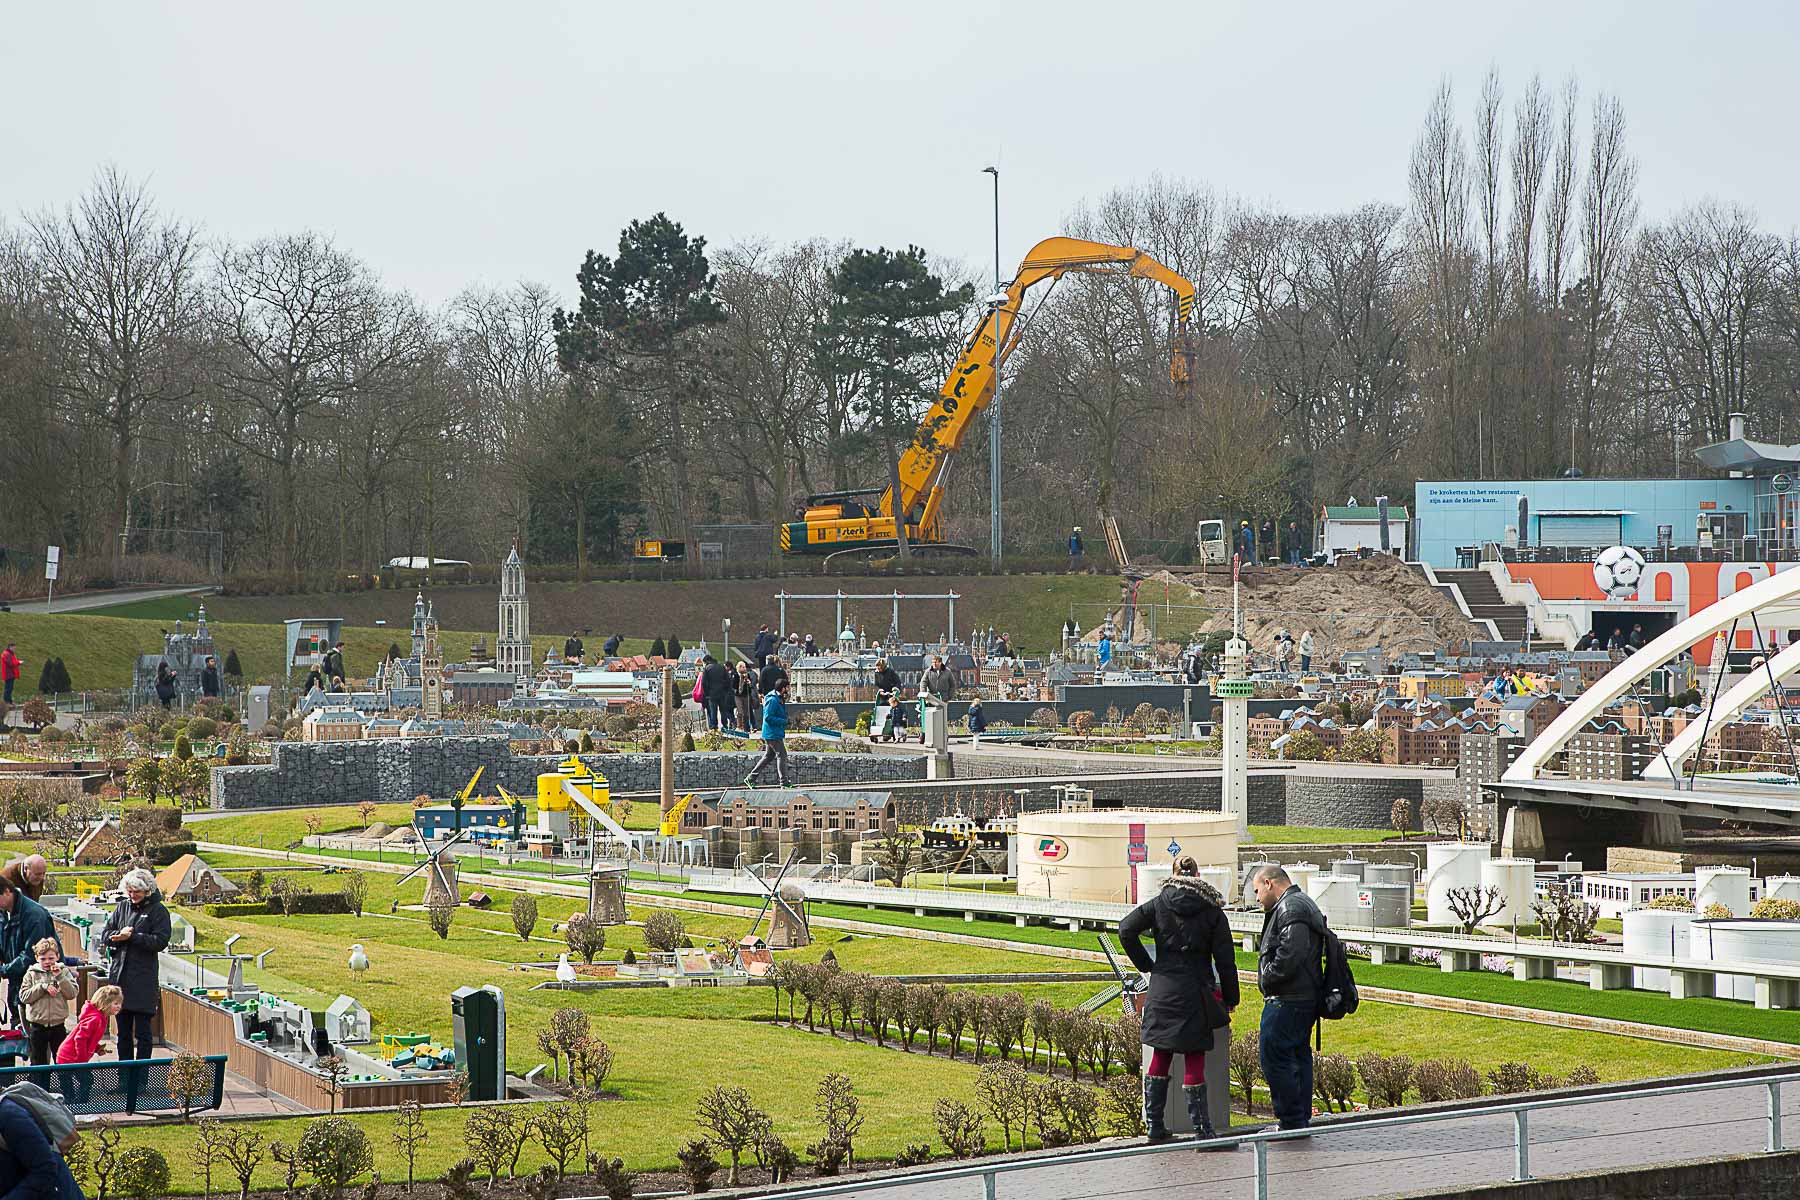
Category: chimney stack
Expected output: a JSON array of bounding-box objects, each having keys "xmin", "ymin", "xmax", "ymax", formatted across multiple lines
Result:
[{"xmin": 1729, "ymin": 412, "xmax": 1747, "ymax": 441}]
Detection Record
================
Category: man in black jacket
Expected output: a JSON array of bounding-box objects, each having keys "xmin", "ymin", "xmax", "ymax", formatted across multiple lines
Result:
[
  {"xmin": 699, "ymin": 656, "xmax": 733, "ymax": 730},
  {"xmin": 751, "ymin": 625, "xmax": 778, "ymax": 668},
  {"xmin": 1252, "ymin": 864, "xmax": 1326, "ymax": 1130},
  {"xmin": 758, "ymin": 656, "xmax": 788, "ymax": 698}
]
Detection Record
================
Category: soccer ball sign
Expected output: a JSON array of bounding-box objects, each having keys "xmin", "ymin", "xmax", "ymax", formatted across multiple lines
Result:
[{"xmin": 1592, "ymin": 545, "xmax": 1646, "ymax": 600}]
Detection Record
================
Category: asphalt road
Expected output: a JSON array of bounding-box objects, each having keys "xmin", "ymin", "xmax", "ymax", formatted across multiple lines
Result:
[{"xmin": 4, "ymin": 585, "xmax": 211, "ymax": 614}]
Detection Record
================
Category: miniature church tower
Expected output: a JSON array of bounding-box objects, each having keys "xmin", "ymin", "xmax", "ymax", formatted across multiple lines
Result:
[
  {"xmin": 421, "ymin": 602, "xmax": 444, "ymax": 719},
  {"xmin": 410, "ymin": 590, "xmax": 428, "ymax": 660},
  {"xmin": 497, "ymin": 536, "xmax": 532, "ymax": 689}
]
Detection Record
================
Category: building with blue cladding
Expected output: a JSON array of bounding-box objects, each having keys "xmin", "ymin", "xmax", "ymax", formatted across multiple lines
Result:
[
  {"xmin": 414, "ymin": 803, "xmax": 515, "ymax": 841},
  {"xmin": 1414, "ymin": 479, "xmax": 1758, "ymax": 568}
]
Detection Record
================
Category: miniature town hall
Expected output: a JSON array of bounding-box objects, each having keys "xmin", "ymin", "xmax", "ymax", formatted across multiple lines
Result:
[{"xmin": 132, "ymin": 604, "xmax": 217, "ymax": 707}]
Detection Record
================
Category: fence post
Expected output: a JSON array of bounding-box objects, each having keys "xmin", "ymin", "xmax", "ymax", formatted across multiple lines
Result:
[
  {"xmin": 1768, "ymin": 1080, "xmax": 1784, "ymax": 1153},
  {"xmin": 1253, "ymin": 1139, "xmax": 1269, "ymax": 1200},
  {"xmin": 1512, "ymin": 1109, "xmax": 1531, "ymax": 1181},
  {"xmin": 982, "ymin": 1170, "xmax": 996, "ymax": 1200}
]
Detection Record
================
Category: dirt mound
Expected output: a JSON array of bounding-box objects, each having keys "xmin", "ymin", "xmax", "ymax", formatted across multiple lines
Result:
[{"xmin": 1119, "ymin": 556, "xmax": 1483, "ymax": 659}]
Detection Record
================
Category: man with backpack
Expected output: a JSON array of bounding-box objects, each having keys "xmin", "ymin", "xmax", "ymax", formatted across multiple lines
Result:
[
  {"xmin": 1251, "ymin": 864, "xmax": 1326, "ymax": 1131},
  {"xmin": 0, "ymin": 1080, "xmax": 84, "ymax": 1198}
]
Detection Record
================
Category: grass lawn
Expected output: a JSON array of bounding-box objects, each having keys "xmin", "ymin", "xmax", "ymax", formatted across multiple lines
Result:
[
  {"xmin": 0, "ymin": 609, "xmax": 601, "ymax": 692},
  {"xmin": 109, "ymin": 875, "xmax": 1776, "ymax": 1194}
]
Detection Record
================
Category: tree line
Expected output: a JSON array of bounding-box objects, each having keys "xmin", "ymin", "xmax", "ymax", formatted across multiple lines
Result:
[{"xmin": 3, "ymin": 68, "xmax": 1797, "ymax": 584}]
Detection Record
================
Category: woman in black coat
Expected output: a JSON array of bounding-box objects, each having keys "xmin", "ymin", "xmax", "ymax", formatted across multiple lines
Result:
[
  {"xmin": 1117, "ymin": 857, "xmax": 1238, "ymax": 1142},
  {"xmin": 101, "ymin": 868, "xmax": 172, "ymax": 1062}
]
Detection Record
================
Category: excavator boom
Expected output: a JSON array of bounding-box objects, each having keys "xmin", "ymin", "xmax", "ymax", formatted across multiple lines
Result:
[{"xmin": 782, "ymin": 236, "xmax": 1196, "ymax": 557}]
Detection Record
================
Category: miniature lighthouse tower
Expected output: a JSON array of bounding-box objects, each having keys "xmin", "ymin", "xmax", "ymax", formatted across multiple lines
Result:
[{"xmin": 1219, "ymin": 559, "xmax": 1252, "ymax": 840}]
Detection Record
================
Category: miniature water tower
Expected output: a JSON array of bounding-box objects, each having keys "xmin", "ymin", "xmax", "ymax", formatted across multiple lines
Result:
[{"xmin": 1218, "ymin": 565, "xmax": 1252, "ymax": 840}]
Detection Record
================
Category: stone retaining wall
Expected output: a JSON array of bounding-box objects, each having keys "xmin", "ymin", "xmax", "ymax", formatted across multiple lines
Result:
[{"xmin": 210, "ymin": 736, "xmax": 927, "ymax": 809}]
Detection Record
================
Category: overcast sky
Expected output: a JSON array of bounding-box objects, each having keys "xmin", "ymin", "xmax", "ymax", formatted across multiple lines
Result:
[{"xmin": 6, "ymin": 1, "xmax": 1796, "ymax": 304}]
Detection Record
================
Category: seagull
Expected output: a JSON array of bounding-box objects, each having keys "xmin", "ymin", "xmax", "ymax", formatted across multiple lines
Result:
[
  {"xmin": 555, "ymin": 953, "xmax": 577, "ymax": 983},
  {"xmin": 348, "ymin": 944, "xmax": 370, "ymax": 976}
]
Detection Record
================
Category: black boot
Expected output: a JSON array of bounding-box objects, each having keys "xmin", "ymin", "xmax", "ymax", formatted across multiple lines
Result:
[
  {"xmin": 1187, "ymin": 1083, "xmax": 1231, "ymax": 1149},
  {"xmin": 1143, "ymin": 1075, "xmax": 1172, "ymax": 1143}
]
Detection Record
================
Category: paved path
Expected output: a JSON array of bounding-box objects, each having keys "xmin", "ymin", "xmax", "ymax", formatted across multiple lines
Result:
[
  {"xmin": 5, "ymin": 585, "xmax": 212, "ymax": 614},
  {"xmin": 820, "ymin": 1073, "xmax": 1800, "ymax": 1200}
]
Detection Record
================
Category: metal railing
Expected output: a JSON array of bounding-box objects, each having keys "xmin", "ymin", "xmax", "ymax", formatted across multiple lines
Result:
[
  {"xmin": 754, "ymin": 1067, "xmax": 1796, "ymax": 1200},
  {"xmin": 0, "ymin": 1055, "xmax": 228, "ymax": 1116}
]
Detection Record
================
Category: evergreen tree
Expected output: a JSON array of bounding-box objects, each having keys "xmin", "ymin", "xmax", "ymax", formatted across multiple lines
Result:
[
  {"xmin": 222, "ymin": 649, "xmax": 243, "ymax": 679},
  {"xmin": 387, "ymin": 643, "xmax": 404, "ymax": 661},
  {"xmin": 649, "ymin": 637, "xmax": 666, "ymax": 658},
  {"xmin": 667, "ymin": 635, "xmax": 683, "ymax": 659},
  {"xmin": 36, "ymin": 660, "xmax": 55, "ymax": 695},
  {"xmin": 51, "ymin": 658, "xmax": 71, "ymax": 693},
  {"xmin": 813, "ymin": 246, "xmax": 975, "ymax": 560}
]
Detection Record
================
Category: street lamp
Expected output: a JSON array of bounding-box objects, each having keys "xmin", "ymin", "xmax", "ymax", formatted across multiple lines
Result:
[{"xmin": 983, "ymin": 166, "xmax": 1002, "ymax": 568}]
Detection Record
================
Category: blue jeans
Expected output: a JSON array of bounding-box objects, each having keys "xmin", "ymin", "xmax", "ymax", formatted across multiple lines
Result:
[{"xmin": 1260, "ymin": 996, "xmax": 1316, "ymax": 1128}]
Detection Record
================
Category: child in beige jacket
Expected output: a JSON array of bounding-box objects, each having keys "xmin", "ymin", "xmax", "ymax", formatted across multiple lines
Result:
[{"xmin": 19, "ymin": 937, "xmax": 78, "ymax": 1065}]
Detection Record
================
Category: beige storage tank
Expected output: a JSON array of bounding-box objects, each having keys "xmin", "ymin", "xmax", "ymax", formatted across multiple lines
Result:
[
  {"xmin": 1696, "ymin": 866, "xmax": 1752, "ymax": 916},
  {"xmin": 1018, "ymin": 810, "xmax": 1239, "ymax": 903},
  {"xmin": 1479, "ymin": 857, "xmax": 1536, "ymax": 928},
  {"xmin": 1426, "ymin": 842, "xmax": 1491, "ymax": 926},
  {"xmin": 1287, "ymin": 862, "xmax": 1321, "ymax": 896}
]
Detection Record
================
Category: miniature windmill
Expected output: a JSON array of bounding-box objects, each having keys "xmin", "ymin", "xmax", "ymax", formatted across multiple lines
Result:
[
  {"xmin": 745, "ymin": 850, "xmax": 811, "ymax": 950},
  {"xmin": 398, "ymin": 830, "xmax": 465, "ymax": 909}
]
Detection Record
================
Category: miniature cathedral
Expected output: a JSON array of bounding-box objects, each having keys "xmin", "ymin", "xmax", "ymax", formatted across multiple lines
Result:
[{"xmin": 497, "ymin": 536, "xmax": 532, "ymax": 690}]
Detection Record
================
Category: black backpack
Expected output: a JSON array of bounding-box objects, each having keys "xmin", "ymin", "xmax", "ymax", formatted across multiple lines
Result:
[{"xmin": 1317, "ymin": 923, "xmax": 1359, "ymax": 1021}]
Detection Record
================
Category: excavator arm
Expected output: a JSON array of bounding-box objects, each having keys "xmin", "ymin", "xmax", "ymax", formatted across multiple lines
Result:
[{"xmin": 785, "ymin": 236, "xmax": 1197, "ymax": 557}]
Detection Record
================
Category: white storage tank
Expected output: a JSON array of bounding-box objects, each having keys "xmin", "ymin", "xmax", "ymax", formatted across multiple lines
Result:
[
  {"xmin": 1365, "ymin": 862, "xmax": 1415, "ymax": 910},
  {"xmin": 1479, "ymin": 858, "xmax": 1536, "ymax": 928},
  {"xmin": 1355, "ymin": 882, "xmax": 1411, "ymax": 929},
  {"xmin": 1427, "ymin": 842, "xmax": 1492, "ymax": 926},
  {"xmin": 1696, "ymin": 866, "xmax": 1752, "ymax": 916},
  {"xmin": 1306, "ymin": 874, "xmax": 1360, "ymax": 927},
  {"xmin": 1763, "ymin": 876, "xmax": 1800, "ymax": 903},
  {"xmin": 1288, "ymin": 862, "xmax": 1320, "ymax": 896},
  {"xmin": 1134, "ymin": 863, "xmax": 1171, "ymax": 903},
  {"xmin": 1241, "ymin": 861, "xmax": 1278, "ymax": 907},
  {"xmin": 1330, "ymin": 857, "xmax": 1368, "ymax": 882},
  {"xmin": 1198, "ymin": 866, "xmax": 1237, "ymax": 903},
  {"xmin": 1622, "ymin": 907, "xmax": 1693, "ymax": 990},
  {"xmin": 1689, "ymin": 918, "xmax": 1800, "ymax": 1002}
]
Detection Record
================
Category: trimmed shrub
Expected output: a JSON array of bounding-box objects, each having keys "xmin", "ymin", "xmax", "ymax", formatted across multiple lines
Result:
[
  {"xmin": 148, "ymin": 841, "xmax": 198, "ymax": 866},
  {"xmin": 204, "ymin": 901, "xmax": 276, "ymax": 918}
]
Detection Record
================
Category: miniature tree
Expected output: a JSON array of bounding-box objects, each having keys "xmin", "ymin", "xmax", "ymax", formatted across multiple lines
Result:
[
  {"xmin": 193, "ymin": 1117, "xmax": 227, "ymax": 1200},
  {"xmin": 390, "ymin": 1101, "xmax": 427, "ymax": 1191},
  {"xmin": 695, "ymin": 1085, "xmax": 770, "ymax": 1186},
  {"xmin": 426, "ymin": 898, "xmax": 455, "ymax": 939},
  {"xmin": 511, "ymin": 894, "xmax": 539, "ymax": 941},
  {"xmin": 1103, "ymin": 705, "xmax": 1123, "ymax": 733},
  {"xmin": 303, "ymin": 812, "xmax": 324, "ymax": 838},
  {"xmin": 1702, "ymin": 901, "xmax": 1733, "ymax": 920},
  {"xmin": 1752, "ymin": 896, "xmax": 1800, "ymax": 920},
  {"xmin": 649, "ymin": 637, "xmax": 666, "ymax": 658},
  {"xmin": 1067, "ymin": 710, "xmax": 1095, "ymax": 736},
  {"xmin": 932, "ymin": 1097, "xmax": 985, "ymax": 1158},
  {"xmin": 869, "ymin": 828, "xmax": 920, "ymax": 886},
  {"xmin": 676, "ymin": 1139, "xmax": 719, "ymax": 1192},
  {"xmin": 1283, "ymin": 729, "xmax": 1326, "ymax": 760},
  {"xmin": 1313, "ymin": 1053, "xmax": 1357, "ymax": 1112},
  {"xmin": 1230, "ymin": 1031, "xmax": 1262, "ymax": 1115},
  {"xmin": 565, "ymin": 912, "xmax": 606, "ymax": 962},
  {"xmin": 295, "ymin": 1117, "xmax": 374, "ymax": 1200},
  {"xmin": 125, "ymin": 756, "xmax": 162, "ymax": 804},
  {"xmin": 548, "ymin": 1007, "xmax": 590, "ymax": 1078},
  {"xmin": 116, "ymin": 1146, "xmax": 171, "ymax": 1200},
  {"xmin": 641, "ymin": 909, "xmax": 686, "ymax": 952},
  {"xmin": 667, "ymin": 635, "xmax": 683, "ymax": 659},
  {"xmin": 1414, "ymin": 1057, "xmax": 1485, "ymax": 1102},
  {"xmin": 533, "ymin": 1100, "xmax": 587, "ymax": 1176},
  {"xmin": 20, "ymin": 696, "xmax": 55, "ymax": 732},
  {"xmin": 168, "ymin": 1050, "xmax": 214, "ymax": 1122},
  {"xmin": 1647, "ymin": 892, "xmax": 1694, "ymax": 912},
  {"xmin": 814, "ymin": 1073, "xmax": 865, "ymax": 1168},
  {"xmin": 1356, "ymin": 1052, "xmax": 1414, "ymax": 1108},
  {"xmin": 342, "ymin": 872, "xmax": 368, "ymax": 919},
  {"xmin": 356, "ymin": 801, "xmax": 378, "ymax": 828},
  {"xmin": 173, "ymin": 730, "xmax": 194, "ymax": 761},
  {"xmin": 1100, "ymin": 1074, "xmax": 1147, "ymax": 1137},
  {"xmin": 439, "ymin": 1160, "xmax": 478, "ymax": 1200},
  {"xmin": 974, "ymin": 1062, "xmax": 1031, "ymax": 1151},
  {"xmin": 318, "ymin": 1055, "xmax": 351, "ymax": 1113},
  {"xmin": 462, "ymin": 1108, "xmax": 528, "ymax": 1184},
  {"xmin": 1445, "ymin": 884, "xmax": 1506, "ymax": 933},
  {"xmin": 223, "ymin": 649, "xmax": 244, "ymax": 680},
  {"xmin": 1390, "ymin": 797, "xmax": 1412, "ymax": 837},
  {"xmin": 217, "ymin": 1123, "xmax": 269, "ymax": 1200},
  {"xmin": 572, "ymin": 1034, "xmax": 615, "ymax": 1090}
]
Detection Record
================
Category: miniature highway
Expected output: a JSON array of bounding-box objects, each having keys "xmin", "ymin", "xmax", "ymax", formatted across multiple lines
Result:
[{"xmin": 2, "ymin": 584, "xmax": 212, "ymax": 614}]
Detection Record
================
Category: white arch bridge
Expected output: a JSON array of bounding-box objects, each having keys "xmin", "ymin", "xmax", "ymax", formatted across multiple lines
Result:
[{"xmin": 1494, "ymin": 565, "xmax": 1800, "ymax": 857}]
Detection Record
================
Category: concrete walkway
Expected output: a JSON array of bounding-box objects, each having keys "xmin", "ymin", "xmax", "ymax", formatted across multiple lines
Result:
[
  {"xmin": 812, "ymin": 1072, "xmax": 1800, "ymax": 1200},
  {"xmin": 4, "ymin": 585, "xmax": 212, "ymax": 615}
]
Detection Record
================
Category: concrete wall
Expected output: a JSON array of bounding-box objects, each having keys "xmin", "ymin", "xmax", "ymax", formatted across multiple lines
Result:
[
  {"xmin": 210, "ymin": 735, "xmax": 928, "ymax": 809},
  {"xmin": 1406, "ymin": 1147, "xmax": 1800, "ymax": 1200}
]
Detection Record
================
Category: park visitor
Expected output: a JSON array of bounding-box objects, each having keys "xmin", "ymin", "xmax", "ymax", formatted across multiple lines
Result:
[
  {"xmin": 19, "ymin": 938, "xmax": 77, "ymax": 1065},
  {"xmin": 100, "ymin": 869, "xmax": 171, "ymax": 1063},
  {"xmin": 733, "ymin": 661, "xmax": 757, "ymax": 730},
  {"xmin": 0, "ymin": 855, "xmax": 48, "ymax": 902},
  {"xmin": 1252, "ymin": 864, "xmax": 1326, "ymax": 1131},
  {"xmin": 744, "ymin": 679, "xmax": 791, "ymax": 788},
  {"xmin": 0, "ymin": 875, "xmax": 54, "ymax": 1031},
  {"xmin": 1117, "ymin": 856, "xmax": 1237, "ymax": 1143}
]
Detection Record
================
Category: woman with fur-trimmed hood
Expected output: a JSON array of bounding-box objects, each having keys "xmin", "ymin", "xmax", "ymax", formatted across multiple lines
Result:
[{"xmin": 1117, "ymin": 855, "xmax": 1238, "ymax": 1143}]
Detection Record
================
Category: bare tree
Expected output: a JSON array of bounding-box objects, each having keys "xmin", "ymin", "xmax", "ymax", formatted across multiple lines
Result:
[
  {"xmin": 1576, "ymin": 92, "xmax": 1640, "ymax": 465},
  {"xmin": 1445, "ymin": 884, "xmax": 1506, "ymax": 933},
  {"xmin": 31, "ymin": 168, "xmax": 202, "ymax": 570}
]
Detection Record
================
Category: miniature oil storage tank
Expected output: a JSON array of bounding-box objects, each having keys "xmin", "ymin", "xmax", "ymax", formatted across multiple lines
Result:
[
  {"xmin": 1330, "ymin": 857, "xmax": 1368, "ymax": 882},
  {"xmin": 1696, "ymin": 866, "xmax": 1752, "ymax": 916},
  {"xmin": 1479, "ymin": 857, "xmax": 1536, "ymax": 928},
  {"xmin": 1688, "ymin": 918, "xmax": 1800, "ymax": 1003},
  {"xmin": 1134, "ymin": 863, "xmax": 1172, "ymax": 901},
  {"xmin": 1364, "ymin": 862, "xmax": 1415, "ymax": 910},
  {"xmin": 1426, "ymin": 842, "xmax": 1491, "ymax": 926},
  {"xmin": 1355, "ymin": 882, "xmax": 1411, "ymax": 928},
  {"xmin": 1197, "ymin": 866, "xmax": 1236, "ymax": 902},
  {"xmin": 1018, "ymin": 811, "xmax": 1239, "ymax": 903},
  {"xmin": 1305, "ymin": 874, "xmax": 1360, "ymax": 927},
  {"xmin": 1623, "ymin": 907, "xmax": 1693, "ymax": 990},
  {"xmin": 1286, "ymin": 863, "xmax": 1321, "ymax": 895},
  {"xmin": 1765, "ymin": 876, "xmax": 1800, "ymax": 903}
]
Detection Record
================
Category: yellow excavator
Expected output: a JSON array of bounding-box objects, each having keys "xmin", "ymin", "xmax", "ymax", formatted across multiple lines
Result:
[{"xmin": 780, "ymin": 236, "xmax": 1197, "ymax": 561}]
